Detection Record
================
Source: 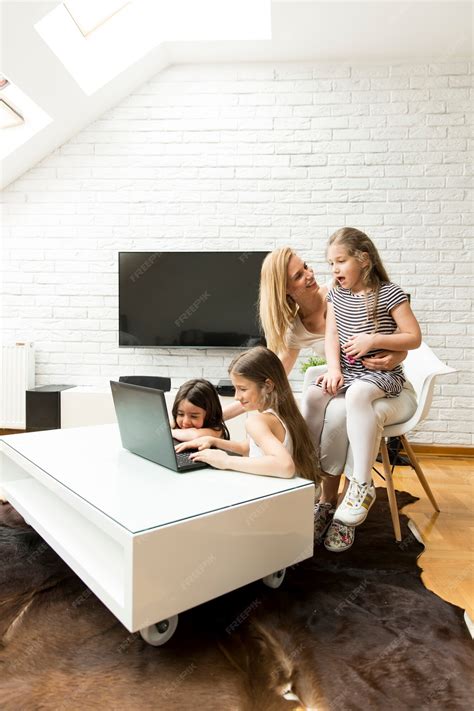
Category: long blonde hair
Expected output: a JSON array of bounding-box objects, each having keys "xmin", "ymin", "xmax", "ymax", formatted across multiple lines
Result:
[
  {"xmin": 229, "ymin": 346, "xmax": 321, "ymax": 485},
  {"xmin": 258, "ymin": 248, "xmax": 298, "ymax": 355},
  {"xmin": 328, "ymin": 227, "xmax": 390, "ymax": 327}
]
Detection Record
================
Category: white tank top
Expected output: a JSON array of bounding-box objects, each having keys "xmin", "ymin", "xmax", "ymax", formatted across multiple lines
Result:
[
  {"xmin": 285, "ymin": 281, "xmax": 331, "ymax": 356},
  {"xmin": 247, "ymin": 409, "xmax": 293, "ymax": 458},
  {"xmin": 285, "ymin": 314, "xmax": 326, "ymax": 356}
]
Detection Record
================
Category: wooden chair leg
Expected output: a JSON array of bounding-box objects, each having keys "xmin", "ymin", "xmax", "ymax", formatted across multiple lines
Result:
[
  {"xmin": 380, "ymin": 437, "xmax": 402, "ymax": 542},
  {"xmin": 400, "ymin": 435, "xmax": 440, "ymax": 513}
]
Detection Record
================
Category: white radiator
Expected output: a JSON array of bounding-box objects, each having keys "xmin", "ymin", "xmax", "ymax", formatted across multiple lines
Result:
[{"xmin": 0, "ymin": 342, "xmax": 35, "ymax": 429}]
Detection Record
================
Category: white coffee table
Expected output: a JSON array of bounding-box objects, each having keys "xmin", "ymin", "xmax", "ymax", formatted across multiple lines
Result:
[{"xmin": 0, "ymin": 424, "xmax": 314, "ymax": 645}]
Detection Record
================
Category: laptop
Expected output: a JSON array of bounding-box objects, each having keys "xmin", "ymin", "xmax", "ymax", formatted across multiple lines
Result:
[{"xmin": 110, "ymin": 380, "xmax": 208, "ymax": 472}]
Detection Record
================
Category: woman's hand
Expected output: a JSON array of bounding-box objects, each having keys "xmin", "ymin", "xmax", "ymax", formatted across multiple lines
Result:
[
  {"xmin": 175, "ymin": 436, "xmax": 215, "ymax": 453},
  {"xmin": 343, "ymin": 333, "xmax": 375, "ymax": 359},
  {"xmin": 189, "ymin": 449, "xmax": 230, "ymax": 470},
  {"xmin": 317, "ymin": 369, "xmax": 344, "ymax": 395},
  {"xmin": 361, "ymin": 350, "xmax": 407, "ymax": 371}
]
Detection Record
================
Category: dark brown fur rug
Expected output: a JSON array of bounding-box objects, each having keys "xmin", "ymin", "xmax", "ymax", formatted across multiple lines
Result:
[{"xmin": 0, "ymin": 491, "xmax": 472, "ymax": 710}]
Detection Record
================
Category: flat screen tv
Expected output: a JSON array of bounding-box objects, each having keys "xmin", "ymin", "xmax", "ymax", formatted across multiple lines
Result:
[{"xmin": 119, "ymin": 251, "xmax": 269, "ymax": 347}]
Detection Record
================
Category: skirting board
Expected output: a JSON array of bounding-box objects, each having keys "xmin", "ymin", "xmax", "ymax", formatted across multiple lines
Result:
[{"xmin": 410, "ymin": 444, "xmax": 474, "ymax": 458}]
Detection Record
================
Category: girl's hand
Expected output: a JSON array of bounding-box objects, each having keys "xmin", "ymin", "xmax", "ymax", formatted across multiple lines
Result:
[
  {"xmin": 189, "ymin": 449, "xmax": 230, "ymax": 470},
  {"xmin": 175, "ymin": 436, "xmax": 215, "ymax": 453},
  {"xmin": 343, "ymin": 333, "xmax": 375, "ymax": 359},
  {"xmin": 361, "ymin": 350, "xmax": 406, "ymax": 371},
  {"xmin": 318, "ymin": 370, "xmax": 344, "ymax": 395}
]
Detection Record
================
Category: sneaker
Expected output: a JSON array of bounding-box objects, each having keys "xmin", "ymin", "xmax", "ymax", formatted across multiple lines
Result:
[
  {"xmin": 334, "ymin": 480, "xmax": 376, "ymax": 526},
  {"xmin": 313, "ymin": 502, "xmax": 335, "ymax": 543},
  {"xmin": 324, "ymin": 520, "xmax": 355, "ymax": 553}
]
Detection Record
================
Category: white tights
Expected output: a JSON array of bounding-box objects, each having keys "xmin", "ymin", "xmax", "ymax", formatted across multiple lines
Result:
[
  {"xmin": 344, "ymin": 380, "xmax": 386, "ymax": 485},
  {"xmin": 302, "ymin": 379, "xmax": 388, "ymax": 485}
]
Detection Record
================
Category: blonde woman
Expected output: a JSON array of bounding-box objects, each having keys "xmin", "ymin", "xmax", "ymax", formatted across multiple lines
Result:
[{"xmin": 226, "ymin": 247, "xmax": 417, "ymax": 552}]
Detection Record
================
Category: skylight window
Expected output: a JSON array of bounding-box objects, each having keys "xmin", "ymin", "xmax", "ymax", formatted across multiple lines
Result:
[
  {"xmin": 0, "ymin": 98, "xmax": 24, "ymax": 129},
  {"xmin": 35, "ymin": 0, "xmax": 271, "ymax": 96},
  {"xmin": 64, "ymin": 0, "xmax": 131, "ymax": 37},
  {"xmin": 0, "ymin": 75, "xmax": 51, "ymax": 160}
]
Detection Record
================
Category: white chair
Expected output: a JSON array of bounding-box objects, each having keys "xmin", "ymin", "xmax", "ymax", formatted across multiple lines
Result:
[
  {"xmin": 301, "ymin": 343, "xmax": 456, "ymax": 541},
  {"xmin": 302, "ymin": 364, "xmax": 327, "ymax": 394},
  {"xmin": 379, "ymin": 342, "xmax": 455, "ymax": 541}
]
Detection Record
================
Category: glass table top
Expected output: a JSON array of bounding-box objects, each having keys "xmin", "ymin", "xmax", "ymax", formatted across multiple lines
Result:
[{"xmin": 0, "ymin": 425, "xmax": 314, "ymax": 534}]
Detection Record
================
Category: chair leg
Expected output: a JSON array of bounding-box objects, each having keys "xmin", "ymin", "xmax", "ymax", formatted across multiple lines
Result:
[
  {"xmin": 400, "ymin": 435, "xmax": 440, "ymax": 513},
  {"xmin": 380, "ymin": 438, "xmax": 402, "ymax": 542}
]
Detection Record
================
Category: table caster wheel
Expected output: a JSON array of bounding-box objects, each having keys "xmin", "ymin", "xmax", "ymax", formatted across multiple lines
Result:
[
  {"xmin": 262, "ymin": 569, "xmax": 286, "ymax": 589},
  {"xmin": 139, "ymin": 615, "xmax": 178, "ymax": 646}
]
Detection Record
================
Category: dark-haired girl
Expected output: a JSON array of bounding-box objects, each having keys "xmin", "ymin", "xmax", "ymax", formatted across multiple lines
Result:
[{"xmin": 171, "ymin": 379, "xmax": 229, "ymax": 442}]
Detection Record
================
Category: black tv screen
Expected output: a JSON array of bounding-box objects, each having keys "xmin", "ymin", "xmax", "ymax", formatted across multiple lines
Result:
[{"xmin": 119, "ymin": 252, "xmax": 268, "ymax": 347}]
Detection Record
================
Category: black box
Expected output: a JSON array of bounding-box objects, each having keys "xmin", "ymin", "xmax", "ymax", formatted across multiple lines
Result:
[
  {"xmin": 26, "ymin": 385, "xmax": 75, "ymax": 432},
  {"xmin": 216, "ymin": 379, "xmax": 235, "ymax": 396}
]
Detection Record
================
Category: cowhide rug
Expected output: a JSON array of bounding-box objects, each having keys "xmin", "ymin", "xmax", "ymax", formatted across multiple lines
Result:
[{"xmin": 0, "ymin": 491, "xmax": 472, "ymax": 711}]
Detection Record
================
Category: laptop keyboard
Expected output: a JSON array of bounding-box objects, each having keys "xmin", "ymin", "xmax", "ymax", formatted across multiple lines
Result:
[{"xmin": 176, "ymin": 450, "xmax": 198, "ymax": 467}]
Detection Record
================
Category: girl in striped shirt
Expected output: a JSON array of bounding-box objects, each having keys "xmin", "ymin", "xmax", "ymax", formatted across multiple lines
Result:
[{"xmin": 314, "ymin": 227, "xmax": 421, "ymax": 528}]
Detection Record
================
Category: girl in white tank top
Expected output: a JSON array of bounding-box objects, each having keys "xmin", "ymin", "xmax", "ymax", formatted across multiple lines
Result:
[
  {"xmin": 247, "ymin": 408, "xmax": 292, "ymax": 459},
  {"xmin": 176, "ymin": 347, "xmax": 321, "ymax": 489}
]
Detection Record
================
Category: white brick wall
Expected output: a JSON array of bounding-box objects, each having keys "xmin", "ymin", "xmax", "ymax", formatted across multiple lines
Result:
[{"xmin": 1, "ymin": 61, "xmax": 472, "ymax": 445}]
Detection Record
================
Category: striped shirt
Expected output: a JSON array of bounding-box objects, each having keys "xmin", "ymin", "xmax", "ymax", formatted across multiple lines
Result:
[{"xmin": 327, "ymin": 282, "xmax": 407, "ymax": 397}]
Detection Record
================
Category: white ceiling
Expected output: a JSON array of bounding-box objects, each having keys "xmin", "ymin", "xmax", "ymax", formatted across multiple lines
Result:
[{"xmin": 1, "ymin": 0, "xmax": 472, "ymax": 189}]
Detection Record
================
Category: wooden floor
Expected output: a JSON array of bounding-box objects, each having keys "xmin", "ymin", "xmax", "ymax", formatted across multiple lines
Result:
[{"xmin": 372, "ymin": 454, "xmax": 474, "ymax": 621}]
